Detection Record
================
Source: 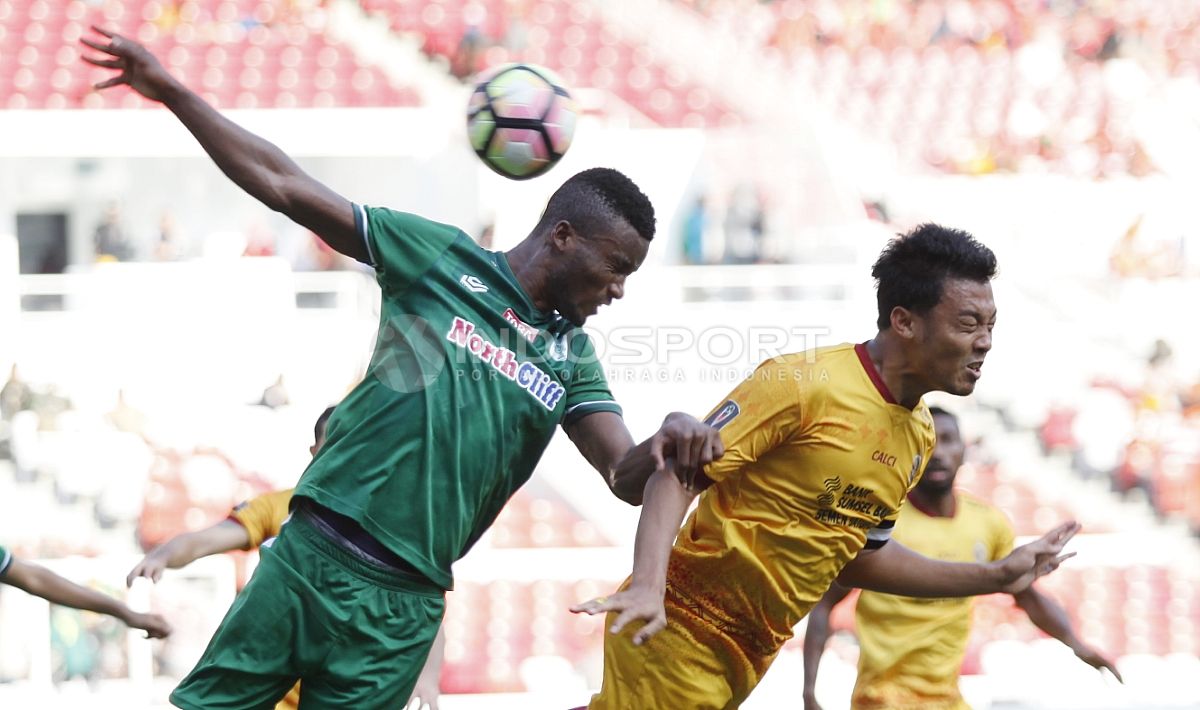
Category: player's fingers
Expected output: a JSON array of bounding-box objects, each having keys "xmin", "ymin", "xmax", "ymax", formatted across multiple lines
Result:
[
  {"xmin": 152, "ymin": 566, "xmax": 164, "ymax": 583},
  {"xmin": 632, "ymin": 615, "xmax": 667, "ymax": 645},
  {"xmin": 1105, "ymin": 662, "xmax": 1124, "ymax": 684},
  {"xmin": 80, "ymin": 36, "xmax": 116, "ymax": 55},
  {"xmin": 94, "ymin": 75, "xmax": 128, "ymax": 90},
  {"xmin": 569, "ymin": 595, "xmax": 614, "ymax": 615},
  {"xmin": 609, "ymin": 607, "xmax": 644, "ymax": 636},
  {"xmin": 81, "ymin": 54, "xmax": 123, "ymax": 69},
  {"xmin": 90, "ymin": 24, "xmax": 116, "ymax": 38},
  {"xmin": 648, "ymin": 434, "xmax": 666, "ymax": 473}
]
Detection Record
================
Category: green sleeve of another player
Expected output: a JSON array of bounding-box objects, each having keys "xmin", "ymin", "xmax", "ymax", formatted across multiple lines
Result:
[
  {"xmin": 0, "ymin": 544, "xmax": 12, "ymax": 577},
  {"xmin": 561, "ymin": 330, "xmax": 621, "ymax": 427},
  {"xmin": 354, "ymin": 205, "xmax": 463, "ymax": 293}
]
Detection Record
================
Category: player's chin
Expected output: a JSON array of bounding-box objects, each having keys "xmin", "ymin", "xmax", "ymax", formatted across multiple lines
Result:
[{"xmin": 944, "ymin": 378, "xmax": 978, "ymax": 396}]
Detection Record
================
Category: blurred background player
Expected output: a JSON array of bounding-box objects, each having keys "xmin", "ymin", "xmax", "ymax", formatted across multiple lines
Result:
[
  {"xmin": 0, "ymin": 542, "xmax": 171, "ymax": 640},
  {"xmin": 81, "ymin": 26, "xmax": 722, "ymax": 709},
  {"xmin": 126, "ymin": 406, "xmax": 444, "ymax": 710},
  {"xmin": 802, "ymin": 406, "xmax": 1121, "ymax": 710},
  {"xmin": 574, "ymin": 225, "xmax": 1081, "ymax": 709}
]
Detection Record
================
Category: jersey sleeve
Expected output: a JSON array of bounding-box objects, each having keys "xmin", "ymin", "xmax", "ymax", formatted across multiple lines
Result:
[
  {"xmin": 0, "ymin": 544, "xmax": 11, "ymax": 576},
  {"xmin": 700, "ymin": 359, "xmax": 805, "ymax": 484},
  {"xmin": 989, "ymin": 507, "xmax": 1016, "ymax": 561},
  {"xmin": 229, "ymin": 489, "xmax": 295, "ymax": 549},
  {"xmin": 560, "ymin": 329, "xmax": 621, "ymax": 427},
  {"xmin": 354, "ymin": 205, "xmax": 462, "ymax": 293}
]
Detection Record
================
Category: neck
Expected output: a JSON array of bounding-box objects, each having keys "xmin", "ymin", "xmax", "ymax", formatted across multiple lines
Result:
[
  {"xmin": 504, "ymin": 238, "xmax": 555, "ymax": 312},
  {"xmin": 865, "ymin": 332, "xmax": 930, "ymax": 409},
  {"xmin": 908, "ymin": 486, "xmax": 957, "ymax": 517}
]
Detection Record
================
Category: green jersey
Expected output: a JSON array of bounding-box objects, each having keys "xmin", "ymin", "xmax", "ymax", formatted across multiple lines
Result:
[
  {"xmin": 293, "ymin": 206, "xmax": 620, "ymax": 589},
  {"xmin": 0, "ymin": 544, "xmax": 11, "ymax": 576}
]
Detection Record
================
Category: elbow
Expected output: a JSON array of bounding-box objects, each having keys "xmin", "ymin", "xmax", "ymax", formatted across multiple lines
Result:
[{"xmin": 611, "ymin": 478, "xmax": 644, "ymax": 506}]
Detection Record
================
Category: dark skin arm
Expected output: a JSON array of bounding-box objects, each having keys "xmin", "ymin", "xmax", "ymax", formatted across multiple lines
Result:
[
  {"xmin": 564, "ymin": 411, "xmax": 723, "ymax": 505},
  {"xmin": 801, "ymin": 583, "xmax": 852, "ymax": 710},
  {"xmin": 1013, "ymin": 585, "xmax": 1123, "ymax": 682},
  {"xmin": 838, "ymin": 522, "xmax": 1080, "ymax": 596},
  {"xmin": 2, "ymin": 558, "xmax": 171, "ymax": 639},
  {"xmin": 81, "ymin": 27, "xmax": 365, "ymax": 262}
]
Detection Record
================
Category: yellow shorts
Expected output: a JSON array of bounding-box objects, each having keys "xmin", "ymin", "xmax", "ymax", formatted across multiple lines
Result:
[
  {"xmin": 852, "ymin": 678, "xmax": 969, "ymax": 710},
  {"xmin": 588, "ymin": 590, "xmax": 774, "ymax": 710}
]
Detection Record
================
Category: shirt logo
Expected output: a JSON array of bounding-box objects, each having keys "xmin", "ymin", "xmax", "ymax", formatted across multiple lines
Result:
[
  {"xmin": 460, "ymin": 274, "xmax": 489, "ymax": 293},
  {"xmin": 704, "ymin": 400, "xmax": 740, "ymax": 430},
  {"xmin": 446, "ymin": 316, "xmax": 564, "ymax": 411},
  {"xmin": 871, "ymin": 450, "xmax": 897, "ymax": 467},
  {"xmin": 502, "ymin": 308, "xmax": 539, "ymax": 343},
  {"xmin": 548, "ymin": 334, "xmax": 570, "ymax": 362}
]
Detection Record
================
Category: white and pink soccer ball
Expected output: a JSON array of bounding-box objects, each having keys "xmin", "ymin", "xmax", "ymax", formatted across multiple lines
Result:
[{"xmin": 467, "ymin": 63, "xmax": 577, "ymax": 180}]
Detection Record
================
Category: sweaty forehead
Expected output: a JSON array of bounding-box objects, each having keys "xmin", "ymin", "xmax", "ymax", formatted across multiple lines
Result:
[{"xmin": 937, "ymin": 278, "xmax": 995, "ymax": 318}]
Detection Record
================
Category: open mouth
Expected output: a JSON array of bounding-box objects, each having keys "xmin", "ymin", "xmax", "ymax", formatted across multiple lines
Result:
[{"xmin": 966, "ymin": 362, "xmax": 983, "ymax": 379}]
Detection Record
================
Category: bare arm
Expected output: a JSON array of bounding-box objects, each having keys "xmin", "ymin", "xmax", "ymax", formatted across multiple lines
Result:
[
  {"xmin": 1013, "ymin": 586, "xmax": 1123, "ymax": 682},
  {"xmin": 571, "ymin": 466, "xmax": 697, "ymax": 644},
  {"xmin": 2, "ymin": 558, "xmax": 171, "ymax": 638},
  {"xmin": 838, "ymin": 521, "xmax": 1080, "ymax": 597},
  {"xmin": 409, "ymin": 624, "xmax": 447, "ymax": 709},
  {"xmin": 802, "ymin": 583, "xmax": 852, "ymax": 710},
  {"xmin": 127, "ymin": 520, "xmax": 251, "ymax": 586},
  {"xmin": 565, "ymin": 411, "xmax": 722, "ymax": 505},
  {"xmin": 81, "ymin": 27, "xmax": 364, "ymax": 261}
]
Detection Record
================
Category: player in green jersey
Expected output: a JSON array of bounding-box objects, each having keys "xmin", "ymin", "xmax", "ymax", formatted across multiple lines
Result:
[
  {"xmin": 83, "ymin": 27, "xmax": 724, "ymax": 709},
  {"xmin": 0, "ymin": 543, "xmax": 171, "ymax": 639}
]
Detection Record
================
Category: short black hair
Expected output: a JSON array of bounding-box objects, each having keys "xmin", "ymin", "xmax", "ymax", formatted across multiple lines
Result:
[
  {"xmin": 314, "ymin": 406, "xmax": 335, "ymax": 443},
  {"xmin": 537, "ymin": 167, "xmax": 655, "ymax": 242},
  {"xmin": 872, "ymin": 223, "xmax": 997, "ymax": 330}
]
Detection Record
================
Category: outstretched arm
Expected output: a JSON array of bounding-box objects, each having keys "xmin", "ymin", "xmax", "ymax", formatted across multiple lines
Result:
[
  {"xmin": 127, "ymin": 520, "xmax": 251, "ymax": 586},
  {"xmin": 838, "ymin": 522, "xmax": 1080, "ymax": 596},
  {"xmin": 565, "ymin": 411, "xmax": 722, "ymax": 505},
  {"xmin": 570, "ymin": 465, "xmax": 697, "ymax": 643},
  {"xmin": 2, "ymin": 558, "xmax": 171, "ymax": 638},
  {"xmin": 81, "ymin": 27, "xmax": 364, "ymax": 261},
  {"xmin": 802, "ymin": 583, "xmax": 852, "ymax": 710},
  {"xmin": 1013, "ymin": 586, "xmax": 1123, "ymax": 682}
]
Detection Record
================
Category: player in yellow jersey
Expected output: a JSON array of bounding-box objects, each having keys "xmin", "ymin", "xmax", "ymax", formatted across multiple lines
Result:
[
  {"xmin": 127, "ymin": 406, "xmax": 443, "ymax": 709},
  {"xmin": 802, "ymin": 406, "xmax": 1121, "ymax": 710},
  {"xmin": 573, "ymin": 224, "xmax": 1081, "ymax": 709}
]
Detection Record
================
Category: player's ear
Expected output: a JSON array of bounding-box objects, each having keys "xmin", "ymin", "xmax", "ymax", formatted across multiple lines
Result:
[
  {"xmin": 890, "ymin": 306, "xmax": 917, "ymax": 339},
  {"xmin": 550, "ymin": 220, "xmax": 575, "ymax": 252}
]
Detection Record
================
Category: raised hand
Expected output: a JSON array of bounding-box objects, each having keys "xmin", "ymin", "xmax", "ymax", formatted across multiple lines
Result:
[
  {"xmin": 647, "ymin": 412, "xmax": 724, "ymax": 487},
  {"xmin": 80, "ymin": 25, "xmax": 178, "ymax": 102},
  {"xmin": 571, "ymin": 586, "xmax": 667, "ymax": 646},
  {"xmin": 126, "ymin": 547, "xmax": 171, "ymax": 587},
  {"xmin": 997, "ymin": 521, "xmax": 1080, "ymax": 594}
]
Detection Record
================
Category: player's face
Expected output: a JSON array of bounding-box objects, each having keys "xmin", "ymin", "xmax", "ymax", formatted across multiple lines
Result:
[
  {"xmin": 555, "ymin": 219, "xmax": 647, "ymax": 325},
  {"xmin": 918, "ymin": 413, "xmax": 964, "ymax": 495},
  {"xmin": 913, "ymin": 278, "xmax": 995, "ymax": 396}
]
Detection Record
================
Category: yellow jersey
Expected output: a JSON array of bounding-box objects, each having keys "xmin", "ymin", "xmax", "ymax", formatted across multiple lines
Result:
[
  {"xmin": 851, "ymin": 492, "xmax": 1014, "ymax": 710},
  {"xmin": 669, "ymin": 343, "xmax": 935, "ymax": 658},
  {"xmin": 228, "ymin": 488, "xmax": 300, "ymax": 710},
  {"xmin": 230, "ymin": 488, "xmax": 294, "ymax": 548}
]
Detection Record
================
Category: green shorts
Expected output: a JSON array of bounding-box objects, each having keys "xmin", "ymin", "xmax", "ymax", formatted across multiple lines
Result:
[{"xmin": 170, "ymin": 509, "xmax": 445, "ymax": 709}]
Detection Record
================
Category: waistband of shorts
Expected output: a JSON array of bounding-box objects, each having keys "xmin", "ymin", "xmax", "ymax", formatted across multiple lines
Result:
[{"xmin": 287, "ymin": 506, "xmax": 444, "ymax": 597}]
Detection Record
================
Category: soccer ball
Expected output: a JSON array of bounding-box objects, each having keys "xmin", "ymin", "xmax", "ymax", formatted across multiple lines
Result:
[{"xmin": 467, "ymin": 64, "xmax": 577, "ymax": 180}]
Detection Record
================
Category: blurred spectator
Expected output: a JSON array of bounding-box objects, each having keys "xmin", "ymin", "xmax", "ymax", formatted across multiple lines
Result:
[
  {"xmin": 93, "ymin": 202, "xmax": 133, "ymax": 262},
  {"xmin": 152, "ymin": 211, "xmax": 183, "ymax": 262},
  {"xmin": 722, "ymin": 183, "xmax": 765, "ymax": 265},
  {"xmin": 681, "ymin": 196, "xmax": 709, "ymax": 265},
  {"xmin": 107, "ymin": 389, "xmax": 147, "ymax": 437},
  {"xmin": 451, "ymin": 21, "xmax": 486, "ymax": 80},
  {"xmin": 1, "ymin": 364, "xmax": 32, "ymax": 421},
  {"xmin": 32, "ymin": 384, "xmax": 72, "ymax": 432}
]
